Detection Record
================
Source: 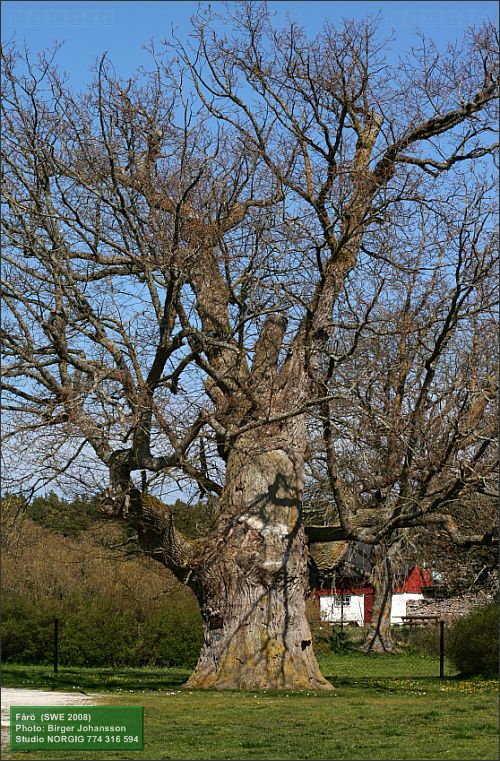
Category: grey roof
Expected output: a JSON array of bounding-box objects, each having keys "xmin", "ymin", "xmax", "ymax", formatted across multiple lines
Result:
[{"xmin": 309, "ymin": 540, "xmax": 375, "ymax": 586}]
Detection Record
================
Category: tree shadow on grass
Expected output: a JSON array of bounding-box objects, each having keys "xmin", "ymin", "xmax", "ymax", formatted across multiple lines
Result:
[
  {"xmin": 323, "ymin": 675, "xmax": 456, "ymax": 693},
  {"xmin": 1, "ymin": 665, "xmax": 190, "ymax": 692}
]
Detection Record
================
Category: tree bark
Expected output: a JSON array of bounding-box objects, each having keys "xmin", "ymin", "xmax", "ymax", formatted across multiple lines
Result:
[
  {"xmin": 104, "ymin": 432, "xmax": 333, "ymax": 689},
  {"xmin": 185, "ymin": 435, "xmax": 332, "ymax": 690},
  {"xmin": 363, "ymin": 542, "xmax": 394, "ymax": 653}
]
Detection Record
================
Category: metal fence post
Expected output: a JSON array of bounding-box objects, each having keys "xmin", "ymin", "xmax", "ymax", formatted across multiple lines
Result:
[
  {"xmin": 54, "ymin": 618, "xmax": 59, "ymax": 673},
  {"xmin": 439, "ymin": 620, "xmax": 445, "ymax": 679}
]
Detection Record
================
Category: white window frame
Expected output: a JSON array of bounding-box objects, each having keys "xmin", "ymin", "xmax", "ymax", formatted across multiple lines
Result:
[{"xmin": 333, "ymin": 594, "xmax": 351, "ymax": 607}]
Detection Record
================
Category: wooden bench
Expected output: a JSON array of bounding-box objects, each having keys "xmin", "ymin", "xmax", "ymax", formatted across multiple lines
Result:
[{"xmin": 401, "ymin": 615, "xmax": 442, "ymax": 626}]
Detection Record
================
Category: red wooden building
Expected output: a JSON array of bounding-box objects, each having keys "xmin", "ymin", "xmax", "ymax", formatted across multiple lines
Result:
[
  {"xmin": 308, "ymin": 541, "xmax": 433, "ymax": 625},
  {"xmin": 312, "ymin": 565, "xmax": 432, "ymax": 624}
]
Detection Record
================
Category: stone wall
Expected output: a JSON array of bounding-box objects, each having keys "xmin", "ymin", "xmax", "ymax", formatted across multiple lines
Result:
[{"xmin": 406, "ymin": 590, "xmax": 495, "ymax": 622}]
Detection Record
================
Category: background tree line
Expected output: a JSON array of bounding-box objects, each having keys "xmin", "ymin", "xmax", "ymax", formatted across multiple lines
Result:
[
  {"xmin": 1, "ymin": 492, "xmax": 202, "ymax": 667},
  {"xmin": 2, "ymin": 488, "xmax": 496, "ymax": 669}
]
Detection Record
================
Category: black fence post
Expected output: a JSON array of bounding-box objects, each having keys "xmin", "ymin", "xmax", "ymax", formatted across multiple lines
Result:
[
  {"xmin": 340, "ymin": 592, "xmax": 344, "ymax": 639},
  {"xmin": 53, "ymin": 618, "xmax": 59, "ymax": 673},
  {"xmin": 439, "ymin": 620, "xmax": 445, "ymax": 679}
]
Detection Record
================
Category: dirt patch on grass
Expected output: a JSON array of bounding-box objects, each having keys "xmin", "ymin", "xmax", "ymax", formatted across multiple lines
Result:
[{"xmin": 1, "ymin": 688, "xmax": 103, "ymax": 751}]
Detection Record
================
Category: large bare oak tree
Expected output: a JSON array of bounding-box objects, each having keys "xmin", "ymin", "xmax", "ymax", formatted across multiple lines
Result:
[{"xmin": 1, "ymin": 5, "xmax": 498, "ymax": 688}]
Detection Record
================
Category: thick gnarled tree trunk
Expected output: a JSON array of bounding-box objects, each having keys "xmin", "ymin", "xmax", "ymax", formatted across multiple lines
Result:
[
  {"xmin": 106, "ymin": 435, "xmax": 332, "ymax": 690},
  {"xmin": 186, "ymin": 440, "xmax": 332, "ymax": 690}
]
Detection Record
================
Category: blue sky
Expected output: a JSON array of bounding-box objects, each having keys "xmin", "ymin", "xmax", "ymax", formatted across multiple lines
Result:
[{"xmin": 2, "ymin": 1, "xmax": 498, "ymax": 87}]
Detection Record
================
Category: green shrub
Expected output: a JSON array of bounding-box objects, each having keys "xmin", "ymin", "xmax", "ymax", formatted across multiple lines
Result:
[
  {"xmin": 1, "ymin": 595, "xmax": 55, "ymax": 664},
  {"xmin": 309, "ymin": 620, "xmax": 365, "ymax": 654},
  {"xmin": 309, "ymin": 621, "xmax": 334, "ymax": 654},
  {"xmin": 56, "ymin": 599, "xmax": 203, "ymax": 668},
  {"xmin": 447, "ymin": 602, "xmax": 499, "ymax": 676},
  {"xmin": 58, "ymin": 601, "xmax": 139, "ymax": 667},
  {"xmin": 142, "ymin": 604, "xmax": 203, "ymax": 668},
  {"xmin": 397, "ymin": 625, "xmax": 441, "ymax": 656},
  {"xmin": 1, "ymin": 591, "xmax": 203, "ymax": 668}
]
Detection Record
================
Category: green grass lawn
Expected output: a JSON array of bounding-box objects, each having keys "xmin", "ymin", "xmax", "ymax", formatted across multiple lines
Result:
[{"xmin": 2, "ymin": 654, "xmax": 498, "ymax": 761}]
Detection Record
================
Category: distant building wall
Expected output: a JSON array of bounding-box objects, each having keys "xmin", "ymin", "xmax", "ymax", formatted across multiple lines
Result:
[
  {"xmin": 318, "ymin": 591, "xmax": 426, "ymax": 625},
  {"xmin": 312, "ymin": 566, "xmax": 433, "ymax": 625},
  {"xmin": 319, "ymin": 593, "xmax": 365, "ymax": 625},
  {"xmin": 390, "ymin": 593, "xmax": 424, "ymax": 624}
]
